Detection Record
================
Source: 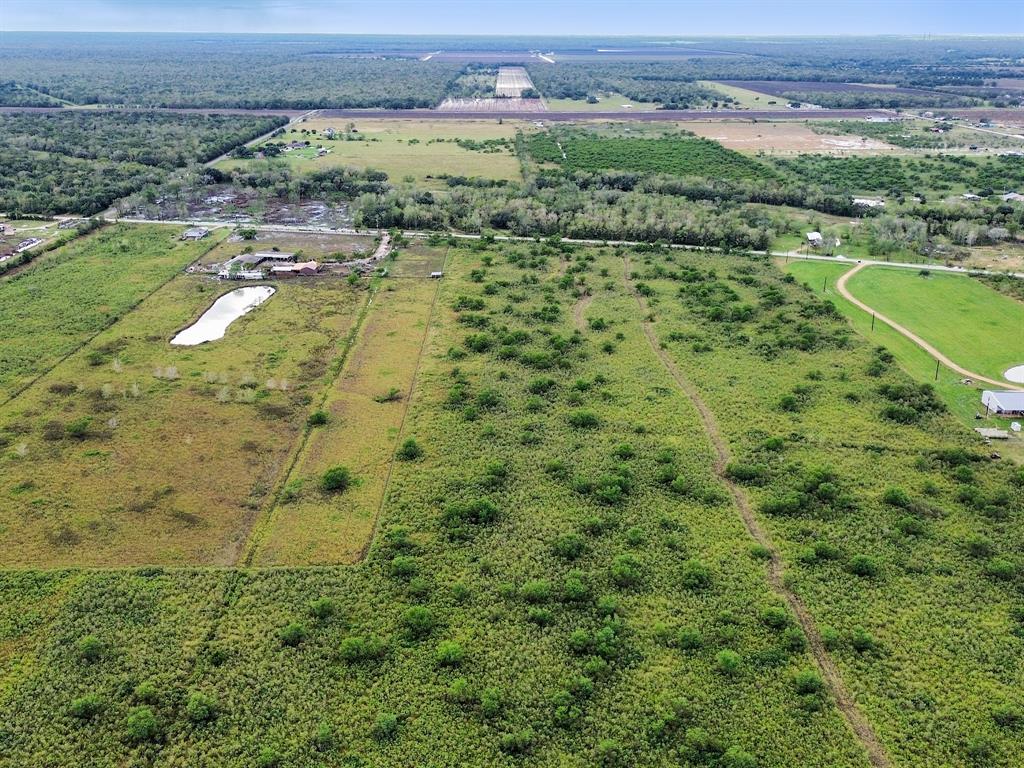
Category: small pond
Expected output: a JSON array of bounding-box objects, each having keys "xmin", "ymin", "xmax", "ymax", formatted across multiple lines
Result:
[
  {"xmin": 1004, "ymin": 365, "xmax": 1024, "ymax": 384},
  {"xmin": 171, "ymin": 286, "xmax": 275, "ymax": 346}
]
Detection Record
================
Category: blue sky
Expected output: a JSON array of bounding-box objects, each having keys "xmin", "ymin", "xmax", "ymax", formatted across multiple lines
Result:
[{"xmin": 1, "ymin": 0, "xmax": 1021, "ymax": 35}]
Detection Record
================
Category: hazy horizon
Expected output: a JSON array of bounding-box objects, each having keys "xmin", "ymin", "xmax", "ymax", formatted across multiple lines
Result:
[{"xmin": 2, "ymin": 0, "xmax": 1022, "ymax": 36}]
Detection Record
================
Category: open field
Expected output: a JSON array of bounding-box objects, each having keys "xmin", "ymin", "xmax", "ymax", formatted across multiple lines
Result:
[
  {"xmin": 0, "ymin": 225, "xmax": 217, "ymax": 402},
  {"xmin": 219, "ymin": 118, "xmax": 524, "ymax": 186},
  {"xmin": 681, "ymin": 120, "xmax": 900, "ymax": 155},
  {"xmin": 437, "ymin": 97, "xmax": 547, "ymax": 113},
  {"xmin": 0, "ymin": 275, "xmax": 364, "ymax": 567},
  {"xmin": 253, "ymin": 277, "xmax": 442, "ymax": 565},
  {"xmin": 702, "ymin": 81, "xmax": 792, "ymax": 111},
  {"xmin": 542, "ymin": 94, "xmax": 660, "ymax": 112},
  {"xmin": 844, "ymin": 266, "xmax": 1024, "ymax": 383}
]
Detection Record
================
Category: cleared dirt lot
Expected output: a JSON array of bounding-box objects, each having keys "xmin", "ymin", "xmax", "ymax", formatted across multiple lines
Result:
[
  {"xmin": 681, "ymin": 120, "xmax": 901, "ymax": 154},
  {"xmin": 437, "ymin": 97, "xmax": 546, "ymax": 112}
]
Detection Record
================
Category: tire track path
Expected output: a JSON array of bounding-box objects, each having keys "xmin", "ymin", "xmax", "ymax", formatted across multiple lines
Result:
[{"xmin": 624, "ymin": 256, "xmax": 891, "ymax": 768}]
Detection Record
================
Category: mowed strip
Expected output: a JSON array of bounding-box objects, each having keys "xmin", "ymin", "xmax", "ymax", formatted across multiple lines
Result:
[
  {"xmin": 0, "ymin": 277, "xmax": 363, "ymax": 567},
  {"xmin": 253, "ymin": 277, "xmax": 441, "ymax": 565},
  {"xmin": 0, "ymin": 224, "xmax": 216, "ymax": 402}
]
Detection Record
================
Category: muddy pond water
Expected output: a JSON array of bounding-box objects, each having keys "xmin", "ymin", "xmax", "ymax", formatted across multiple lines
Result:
[{"xmin": 170, "ymin": 286, "xmax": 275, "ymax": 346}]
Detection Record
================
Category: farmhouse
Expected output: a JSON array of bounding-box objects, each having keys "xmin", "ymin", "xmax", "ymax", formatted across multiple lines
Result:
[
  {"xmin": 1000, "ymin": 192, "xmax": 1024, "ymax": 202},
  {"xmin": 982, "ymin": 390, "xmax": 1024, "ymax": 418},
  {"xmin": 271, "ymin": 260, "xmax": 319, "ymax": 277},
  {"xmin": 181, "ymin": 227, "xmax": 210, "ymax": 241},
  {"xmin": 806, "ymin": 231, "xmax": 824, "ymax": 247}
]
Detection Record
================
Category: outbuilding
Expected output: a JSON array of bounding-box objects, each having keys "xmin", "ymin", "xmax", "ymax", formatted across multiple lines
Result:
[
  {"xmin": 982, "ymin": 390, "xmax": 1024, "ymax": 418},
  {"xmin": 806, "ymin": 232, "xmax": 824, "ymax": 247},
  {"xmin": 181, "ymin": 227, "xmax": 210, "ymax": 241}
]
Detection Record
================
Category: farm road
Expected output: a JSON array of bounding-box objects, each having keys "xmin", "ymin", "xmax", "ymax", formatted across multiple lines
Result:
[
  {"xmin": 836, "ymin": 263, "xmax": 1024, "ymax": 392},
  {"xmin": 624, "ymin": 255, "xmax": 893, "ymax": 768}
]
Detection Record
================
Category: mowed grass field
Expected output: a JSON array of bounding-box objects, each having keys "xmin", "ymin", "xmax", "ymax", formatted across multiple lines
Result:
[
  {"xmin": 845, "ymin": 266, "xmax": 1024, "ymax": 382},
  {"xmin": 783, "ymin": 262, "xmax": 1007, "ymax": 412},
  {"xmin": 543, "ymin": 94, "xmax": 659, "ymax": 112},
  {"xmin": 253, "ymin": 276, "xmax": 442, "ymax": 565},
  {"xmin": 217, "ymin": 118, "xmax": 526, "ymax": 187},
  {"xmin": 0, "ymin": 225, "xmax": 216, "ymax": 401},
  {"xmin": 0, "ymin": 275, "xmax": 365, "ymax": 567}
]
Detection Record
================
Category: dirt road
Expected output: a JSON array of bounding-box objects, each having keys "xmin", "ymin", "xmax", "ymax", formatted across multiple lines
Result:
[
  {"xmin": 836, "ymin": 263, "xmax": 1024, "ymax": 392},
  {"xmin": 624, "ymin": 255, "xmax": 892, "ymax": 768}
]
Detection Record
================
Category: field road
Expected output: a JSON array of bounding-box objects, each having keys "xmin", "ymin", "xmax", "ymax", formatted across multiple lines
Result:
[
  {"xmin": 107, "ymin": 216, "xmax": 1024, "ymax": 282},
  {"xmin": 835, "ymin": 262, "xmax": 1024, "ymax": 392}
]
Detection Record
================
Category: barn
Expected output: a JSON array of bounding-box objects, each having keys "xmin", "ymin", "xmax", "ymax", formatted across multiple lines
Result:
[{"xmin": 981, "ymin": 390, "xmax": 1024, "ymax": 418}]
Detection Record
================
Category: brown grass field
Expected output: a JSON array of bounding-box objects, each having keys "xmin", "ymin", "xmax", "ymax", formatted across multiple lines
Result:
[{"xmin": 0, "ymin": 276, "xmax": 364, "ymax": 567}]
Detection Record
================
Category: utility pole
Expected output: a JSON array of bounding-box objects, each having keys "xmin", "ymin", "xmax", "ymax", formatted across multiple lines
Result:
[
  {"xmin": 934, "ymin": 359, "xmax": 940, "ymax": 381},
  {"xmin": 871, "ymin": 313, "xmax": 875, "ymax": 331}
]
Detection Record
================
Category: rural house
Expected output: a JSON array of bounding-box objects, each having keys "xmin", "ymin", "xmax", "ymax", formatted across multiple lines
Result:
[
  {"xmin": 982, "ymin": 390, "xmax": 1024, "ymax": 418},
  {"xmin": 806, "ymin": 232, "xmax": 824, "ymax": 247}
]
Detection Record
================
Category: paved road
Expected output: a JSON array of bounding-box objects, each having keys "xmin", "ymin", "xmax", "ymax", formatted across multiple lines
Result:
[{"xmin": 835, "ymin": 262, "xmax": 1024, "ymax": 391}]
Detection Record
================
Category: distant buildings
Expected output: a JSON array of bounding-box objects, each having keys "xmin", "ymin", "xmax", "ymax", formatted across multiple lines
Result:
[
  {"xmin": 181, "ymin": 227, "xmax": 210, "ymax": 241},
  {"xmin": 1000, "ymin": 192, "xmax": 1024, "ymax": 203},
  {"xmin": 217, "ymin": 251, "xmax": 295, "ymax": 279},
  {"xmin": 853, "ymin": 197, "xmax": 885, "ymax": 209}
]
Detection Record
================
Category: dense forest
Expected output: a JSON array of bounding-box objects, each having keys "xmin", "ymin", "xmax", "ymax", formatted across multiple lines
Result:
[
  {"xmin": 2, "ymin": 33, "xmax": 1021, "ymax": 109},
  {"xmin": 0, "ymin": 112, "xmax": 287, "ymax": 215}
]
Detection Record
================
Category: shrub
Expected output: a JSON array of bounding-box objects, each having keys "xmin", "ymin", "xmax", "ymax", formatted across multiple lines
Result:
[
  {"xmin": 402, "ymin": 605, "xmax": 436, "ymax": 639},
  {"xmin": 851, "ymin": 627, "xmax": 878, "ymax": 654},
  {"xmin": 677, "ymin": 627, "xmax": 704, "ymax": 650},
  {"xmin": 77, "ymin": 635, "xmax": 104, "ymax": 661},
  {"xmin": 479, "ymin": 687, "xmax": 504, "ymax": 719},
  {"xmin": 66, "ymin": 416, "xmax": 92, "ymax": 439},
  {"xmin": 985, "ymin": 558, "xmax": 1016, "ymax": 581},
  {"xmin": 312, "ymin": 722, "xmax": 336, "ymax": 752},
  {"xmin": 725, "ymin": 462, "xmax": 767, "ymax": 485},
  {"xmin": 521, "ymin": 579, "xmax": 553, "ymax": 603},
  {"xmin": 793, "ymin": 669, "xmax": 824, "ymax": 694},
  {"xmin": 716, "ymin": 649, "xmax": 741, "ymax": 676},
  {"xmin": 992, "ymin": 703, "xmax": 1023, "ymax": 727},
  {"xmin": 309, "ymin": 597, "xmax": 338, "ymax": 621},
  {"xmin": 389, "ymin": 555, "xmax": 418, "ymax": 579},
  {"xmin": 372, "ymin": 713, "xmax": 399, "ymax": 741},
  {"xmin": 552, "ymin": 532, "xmax": 586, "ymax": 560},
  {"xmin": 70, "ymin": 693, "xmax": 104, "ymax": 720},
  {"xmin": 759, "ymin": 606, "xmax": 790, "ymax": 630},
  {"xmin": 681, "ymin": 559, "xmax": 712, "ymax": 591},
  {"xmin": 184, "ymin": 691, "xmax": 219, "ymax": 723},
  {"xmin": 611, "ymin": 553, "xmax": 642, "ymax": 587},
  {"xmin": 849, "ymin": 554, "xmax": 879, "ymax": 577},
  {"xmin": 125, "ymin": 706, "xmax": 159, "ymax": 743},
  {"xmin": 306, "ymin": 410, "xmax": 329, "ymax": 427},
  {"xmin": 279, "ymin": 622, "xmax": 308, "ymax": 647},
  {"xmin": 320, "ymin": 465, "xmax": 352, "ymax": 493},
  {"xmin": 338, "ymin": 635, "xmax": 386, "ymax": 663},
  {"xmin": 435, "ymin": 640, "xmax": 465, "ymax": 667},
  {"xmin": 500, "ymin": 728, "xmax": 535, "ymax": 755},
  {"xmin": 567, "ymin": 410, "xmax": 600, "ymax": 429}
]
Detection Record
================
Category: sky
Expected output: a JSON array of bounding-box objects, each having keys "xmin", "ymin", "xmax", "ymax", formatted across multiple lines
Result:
[{"xmin": 1, "ymin": 0, "xmax": 1021, "ymax": 36}]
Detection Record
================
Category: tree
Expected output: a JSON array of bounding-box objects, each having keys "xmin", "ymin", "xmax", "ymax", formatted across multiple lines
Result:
[{"xmin": 320, "ymin": 465, "xmax": 352, "ymax": 493}]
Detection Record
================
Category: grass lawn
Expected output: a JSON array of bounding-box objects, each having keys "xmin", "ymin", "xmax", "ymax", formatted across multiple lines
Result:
[
  {"xmin": 218, "ymin": 118, "xmax": 526, "ymax": 188},
  {"xmin": 845, "ymin": 266, "xmax": 1024, "ymax": 382},
  {"xmin": 783, "ymin": 259, "xmax": 1024, "ymax": 462}
]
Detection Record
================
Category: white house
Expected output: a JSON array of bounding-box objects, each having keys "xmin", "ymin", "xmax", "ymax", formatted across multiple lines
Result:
[
  {"xmin": 853, "ymin": 198, "xmax": 885, "ymax": 209},
  {"xmin": 806, "ymin": 232, "xmax": 824, "ymax": 247},
  {"xmin": 982, "ymin": 390, "xmax": 1024, "ymax": 418}
]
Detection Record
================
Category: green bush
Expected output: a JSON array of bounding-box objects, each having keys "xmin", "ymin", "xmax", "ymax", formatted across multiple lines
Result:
[
  {"xmin": 77, "ymin": 635, "xmax": 104, "ymax": 662},
  {"xmin": 402, "ymin": 605, "xmax": 436, "ymax": 639},
  {"xmin": 716, "ymin": 649, "xmax": 741, "ymax": 676},
  {"xmin": 681, "ymin": 559, "xmax": 712, "ymax": 591},
  {"xmin": 306, "ymin": 410, "xmax": 329, "ymax": 427},
  {"xmin": 69, "ymin": 693, "xmax": 104, "ymax": 719},
  {"xmin": 435, "ymin": 640, "xmax": 465, "ymax": 667},
  {"xmin": 184, "ymin": 691, "xmax": 219, "ymax": 723},
  {"xmin": 125, "ymin": 706, "xmax": 159, "ymax": 743},
  {"xmin": 320, "ymin": 465, "xmax": 352, "ymax": 493},
  {"xmin": 279, "ymin": 622, "xmax": 308, "ymax": 647}
]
